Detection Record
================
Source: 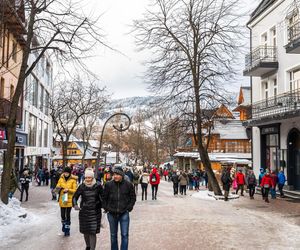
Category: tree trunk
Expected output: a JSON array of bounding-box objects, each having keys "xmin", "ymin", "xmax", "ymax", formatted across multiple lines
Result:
[
  {"xmin": 62, "ymin": 141, "xmax": 68, "ymax": 168},
  {"xmin": 194, "ymin": 83, "xmax": 222, "ymax": 196}
]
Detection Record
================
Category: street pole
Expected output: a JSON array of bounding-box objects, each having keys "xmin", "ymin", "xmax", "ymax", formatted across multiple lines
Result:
[{"xmin": 95, "ymin": 113, "xmax": 131, "ymax": 170}]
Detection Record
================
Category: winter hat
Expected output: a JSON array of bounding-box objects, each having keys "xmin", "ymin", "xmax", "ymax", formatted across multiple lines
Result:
[
  {"xmin": 85, "ymin": 168, "xmax": 94, "ymax": 178},
  {"xmin": 113, "ymin": 166, "xmax": 124, "ymax": 177},
  {"xmin": 64, "ymin": 167, "xmax": 72, "ymax": 174}
]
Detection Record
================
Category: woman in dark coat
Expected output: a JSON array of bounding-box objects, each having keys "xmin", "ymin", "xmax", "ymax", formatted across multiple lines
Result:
[
  {"xmin": 221, "ymin": 167, "xmax": 232, "ymax": 201},
  {"xmin": 73, "ymin": 168, "xmax": 103, "ymax": 250}
]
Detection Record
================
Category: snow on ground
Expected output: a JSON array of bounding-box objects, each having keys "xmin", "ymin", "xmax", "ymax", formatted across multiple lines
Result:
[
  {"xmin": 192, "ymin": 190, "xmax": 239, "ymax": 201},
  {"xmin": 0, "ymin": 198, "xmax": 42, "ymax": 242}
]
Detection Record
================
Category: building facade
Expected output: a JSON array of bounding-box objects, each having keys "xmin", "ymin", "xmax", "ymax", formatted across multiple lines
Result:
[
  {"xmin": 23, "ymin": 45, "xmax": 53, "ymax": 172},
  {"xmin": 174, "ymin": 104, "xmax": 251, "ymax": 172},
  {"xmin": 0, "ymin": 0, "xmax": 27, "ymax": 174},
  {"xmin": 244, "ymin": 0, "xmax": 300, "ymax": 190}
]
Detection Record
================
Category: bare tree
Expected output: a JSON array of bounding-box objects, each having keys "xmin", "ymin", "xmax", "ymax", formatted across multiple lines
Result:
[
  {"xmin": 0, "ymin": 0, "xmax": 109, "ymax": 204},
  {"xmin": 134, "ymin": 0, "xmax": 244, "ymax": 195},
  {"xmin": 50, "ymin": 76, "xmax": 107, "ymax": 168}
]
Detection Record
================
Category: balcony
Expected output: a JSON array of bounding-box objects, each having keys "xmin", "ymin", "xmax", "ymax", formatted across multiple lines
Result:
[
  {"xmin": 243, "ymin": 46, "xmax": 278, "ymax": 77},
  {"xmin": 250, "ymin": 85, "xmax": 300, "ymax": 124},
  {"xmin": 0, "ymin": 98, "xmax": 22, "ymax": 124},
  {"xmin": 286, "ymin": 20, "xmax": 300, "ymax": 54}
]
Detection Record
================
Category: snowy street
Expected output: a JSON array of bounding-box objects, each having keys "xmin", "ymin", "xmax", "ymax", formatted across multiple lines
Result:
[{"xmin": 1, "ymin": 181, "xmax": 300, "ymax": 250}]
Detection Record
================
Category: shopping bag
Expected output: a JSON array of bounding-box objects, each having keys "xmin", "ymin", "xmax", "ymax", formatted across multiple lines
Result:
[
  {"xmin": 101, "ymin": 212, "xmax": 109, "ymax": 229},
  {"xmin": 233, "ymin": 179, "xmax": 237, "ymax": 190},
  {"xmin": 62, "ymin": 193, "xmax": 68, "ymax": 204}
]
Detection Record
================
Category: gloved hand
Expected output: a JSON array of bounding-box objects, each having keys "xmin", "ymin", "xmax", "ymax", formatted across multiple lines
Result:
[{"xmin": 74, "ymin": 205, "xmax": 80, "ymax": 211}]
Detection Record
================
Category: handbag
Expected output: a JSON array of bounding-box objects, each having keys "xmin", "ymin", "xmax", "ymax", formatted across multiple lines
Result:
[
  {"xmin": 62, "ymin": 193, "xmax": 68, "ymax": 204},
  {"xmin": 233, "ymin": 179, "xmax": 237, "ymax": 190}
]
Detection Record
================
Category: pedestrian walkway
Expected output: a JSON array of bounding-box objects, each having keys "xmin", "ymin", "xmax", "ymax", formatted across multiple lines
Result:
[{"xmin": 5, "ymin": 181, "xmax": 300, "ymax": 250}]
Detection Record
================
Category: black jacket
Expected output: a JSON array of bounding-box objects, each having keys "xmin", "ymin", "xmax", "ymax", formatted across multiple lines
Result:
[
  {"xmin": 103, "ymin": 179, "xmax": 136, "ymax": 215},
  {"xmin": 73, "ymin": 183, "xmax": 103, "ymax": 234},
  {"xmin": 171, "ymin": 174, "xmax": 179, "ymax": 184},
  {"xmin": 221, "ymin": 172, "xmax": 232, "ymax": 191}
]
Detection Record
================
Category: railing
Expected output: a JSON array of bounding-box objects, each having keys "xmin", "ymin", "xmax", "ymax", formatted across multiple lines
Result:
[
  {"xmin": 0, "ymin": 97, "xmax": 22, "ymax": 123},
  {"xmin": 245, "ymin": 46, "xmax": 277, "ymax": 70},
  {"xmin": 252, "ymin": 85, "xmax": 300, "ymax": 119},
  {"xmin": 288, "ymin": 20, "xmax": 300, "ymax": 43}
]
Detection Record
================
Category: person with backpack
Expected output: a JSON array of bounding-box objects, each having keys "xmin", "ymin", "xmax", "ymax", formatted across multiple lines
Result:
[
  {"xmin": 139, "ymin": 170, "xmax": 150, "ymax": 200},
  {"xmin": 132, "ymin": 170, "xmax": 140, "ymax": 194},
  {"xmin": 277, "ymin": 169, "xmax": 286, "ymax": 198},
  {"xmin": 246, "ymin": 170, "xmax": 257, "ymax": 199},
  {"xmin": 19, "ymin": 168, "xmax": 31, "ymax": 202},
  {"xmin": 260, "ymin": 170, "xmax": 274, "ymax": 203},
  {"xmin": 235, "ymin": 169, "xmax": 246, "ymax": 196},
  {"xmin": 221, "ymin": 167, "xmax": 232, "ymax": 201},
  {"xmin": 149, "ymin": 168, "xmax": 160, "ymax": 200},
  {"xmin": 171, "ymin": 171, "xmax": 179, "ymax": 195},
  {"xmin": 178, "ymin": 172, "xmax": 189, "ymax": 195}
]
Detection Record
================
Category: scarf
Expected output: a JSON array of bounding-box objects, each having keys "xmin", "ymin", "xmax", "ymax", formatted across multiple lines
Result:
[{"xmin": 84, "ymin": 178, "xmax": 96, "ymax": 187}]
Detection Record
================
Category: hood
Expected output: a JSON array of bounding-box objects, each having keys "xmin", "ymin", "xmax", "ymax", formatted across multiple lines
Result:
[{"xmin": 152, "ymin": 168, "xmax": 157, "ymax": 174}]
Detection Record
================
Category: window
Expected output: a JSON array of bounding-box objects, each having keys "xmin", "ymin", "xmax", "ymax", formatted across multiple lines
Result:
[
  {"xmin": 271, "ymin": 27, "xmax": 276, "ymax": 46},
  {"xmin": 12, "ymin": 41, "xmax": 17, "ymax": 62},
  {"xmin": 273, "ymin": 78, "xmax": 277, "ymax": 97},
  {"xmin": 46, "ymin": 61, "xmax": 52, "ymax": 85},
  {"xmin": 29, "ymin": 114, "xmax": 37, "ymax": 146},
  {"xmin": 290, "ymin": 69, "xmax": 300, "ymax": 91},
  {"xmin": 39, "ymin": 85, "xmax": 44, "ymax": 112},
  {"xmin": 38, "ymin": 119, "xmax": 43, "ymax": 147},
  {"xmin": 44, "ymin": 91, "xmax": 49, "ymax": 115},
  {"xmin": 10, "ymin": 84, "xmax": 14, "ymax": 101},
  {"xmin": 32, "ymin": 76, "xmax": 38, "ymax": 107},
  {"xmin": 43, "ymin": 123, "xmax": 48, "ymax": 148},
  {"xmin": 0, "ymin": 78, "xmax": 4, "ymax": 98}
]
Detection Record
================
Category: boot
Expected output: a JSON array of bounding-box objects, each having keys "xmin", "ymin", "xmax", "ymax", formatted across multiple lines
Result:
[
  {"xmin": 61, "ymin": 220, "xmax": 66, "ymax": 233},
  {"xmin": 64, "ymin": 221, "xmax": 70, "ymax": 236},
  {"xmin": 265, "ymin": 198, "xmax": 269, "ymax": 203}
]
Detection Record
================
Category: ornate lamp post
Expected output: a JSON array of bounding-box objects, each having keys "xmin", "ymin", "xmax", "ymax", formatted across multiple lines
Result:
[{"xmin": 95, "ymin": 113, "xmax": 131, "ymax": 169}]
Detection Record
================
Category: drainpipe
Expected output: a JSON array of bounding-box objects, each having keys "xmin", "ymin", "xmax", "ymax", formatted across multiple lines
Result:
[{"xmin": 247, "ymin": 24, "xmax": 254, "ymax": 170}]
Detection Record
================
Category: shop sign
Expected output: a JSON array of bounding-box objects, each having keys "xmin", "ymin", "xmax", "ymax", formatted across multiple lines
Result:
[
  {"xmin": 15, "ymin": 132, "xmax": 27, "ymax": 146},
  {"xmin": 261, "ymin": 126, "xmax": 279, "ymax": 135}
]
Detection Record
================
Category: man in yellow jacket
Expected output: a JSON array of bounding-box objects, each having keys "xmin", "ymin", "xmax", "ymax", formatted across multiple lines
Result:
[{"xmin": 55, "ymin": 167, "xmax": 77, "ymax": 236}]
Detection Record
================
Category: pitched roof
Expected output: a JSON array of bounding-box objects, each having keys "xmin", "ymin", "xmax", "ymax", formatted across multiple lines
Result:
[
  {"xmin": 237, "ymin": 86, "xmax": 251, "ymax": 106},
  {"xmin": 248, "ymin": 0, "xmax": 277, "ymax": 25}
]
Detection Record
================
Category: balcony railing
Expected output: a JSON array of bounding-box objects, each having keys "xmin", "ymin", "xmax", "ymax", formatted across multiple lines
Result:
[
  {"xmin": 0, "ymin": 98, "xmax": 22, "ymax": 124},
  {"xmin": 245, "ymin": 46, "xmax": 277, "ymax": 70},
  {"xmin": 252, "ymin": 84, "xmax": 300, "ymax": 120},
  {"xmin": 288, "ymin": 20, "xmax": 300, "ymax": 43}
]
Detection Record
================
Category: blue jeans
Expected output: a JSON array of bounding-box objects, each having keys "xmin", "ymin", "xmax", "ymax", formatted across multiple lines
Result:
[{"xmin": 107, "ymin": 212, "xmax": 130, "ymax": 250}]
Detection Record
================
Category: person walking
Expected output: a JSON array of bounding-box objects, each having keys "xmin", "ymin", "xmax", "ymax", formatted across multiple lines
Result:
[
  {"xmin": 103, "ymin": 166, "xmax": 136, "ymax": 250},
  {"xmin": 163, "ymin": 169, "xmax": 168, "ymax": 181},
  {"xmin": 73, "ymin": 168, "xmax": 103, "ymax": 250},
  {"xmin": 235, "ymin": 169, "xmax": 246, "ymax": 196},
  {"xmin": 178, "ymin": 172, "xmax": 188, "ymax": 195},
  {"xmin": 55, "ymin": 167, "xmax": 77, "ymax": 236},
  {"xmin": 246, "ymin": 170, "xmax": 257, "ymax": 199},
  {"xmin": 149, "ymin": 168, "xmax": 160, "ymax": 200},
  {"xmin": 259, "ymin": 168, "xmax": 265, "ymax": 200},
  {"xmin": 277, "ymin": 169, "xmax": 286, "ymax": 198},
  {"xmin": 260, "ymin": 170, "xmax": 274, "ymax": 203},
  {"xmin": 132, "ymin": 171, "xmax": 140, "ymax": 194},
  {"xmin": 221, "ymin": 167, "xmax": 232, "ymax": 201},
  {"xmin": 270, "ymin": 170, "xmax": 278, "ymax": 199},
  {"xmin": 139, "ymin": 170, "xmax": 150, "ymax": 200},
  {"xmin": 171, "ymin": 171, "xmax": 179, "ymax": 195},
  {"xmin": 50, "ymin": 167, "xmax": 59, "ymax": 200},
  {"xmin": 20, "ymin": 168, "xmax": 31, "ymax": 202}
]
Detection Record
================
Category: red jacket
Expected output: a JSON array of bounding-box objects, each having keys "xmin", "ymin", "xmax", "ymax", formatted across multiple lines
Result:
[
  {"xmin": 163, "ymin": 170, "xmax": 168, "ymax": 176},
  {"xmin": 236, "ymin": 172, "xmax": 245, "ymax": 185},
  {"xmin": 150, "ymin": 168, "xmax": 160, "ymax": 185},
  {"xmin": 261, "ymin": 175, "xmax": 274, "ymax": 188}
]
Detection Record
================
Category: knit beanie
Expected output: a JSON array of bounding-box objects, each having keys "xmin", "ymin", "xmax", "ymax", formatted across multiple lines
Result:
[
  {"xmin": 113, "ymin": 166, "xmax": 124, "ymax": 177},
  {"xmin": 85, "ymin": 168, "xmax": 94, "ymax": 178}
]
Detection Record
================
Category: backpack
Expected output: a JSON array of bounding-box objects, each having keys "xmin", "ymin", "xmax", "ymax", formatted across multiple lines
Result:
[{"xmin": 151, "ymin": 174, "xmax": 157, "ymax": 182}]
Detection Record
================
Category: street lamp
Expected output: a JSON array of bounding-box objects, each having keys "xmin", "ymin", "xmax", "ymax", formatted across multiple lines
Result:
[{"xmin": 95, "ymin": 113, "xmax": 131, "ymax": 169}]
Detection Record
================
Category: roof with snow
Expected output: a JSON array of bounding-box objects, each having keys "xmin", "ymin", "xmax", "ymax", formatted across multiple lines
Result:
[{"xmin": 211, "ymin": 120, "xmax": 249, "ymax": 140}]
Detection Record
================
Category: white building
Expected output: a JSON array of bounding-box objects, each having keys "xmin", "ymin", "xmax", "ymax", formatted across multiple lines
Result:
[
  {"xmin": 23, "ymin": 45, "xmax": 53, "ymax": 171},
  {"xmin": 244, "ymin": 0, "xmax": 300, "ymax": 190}
]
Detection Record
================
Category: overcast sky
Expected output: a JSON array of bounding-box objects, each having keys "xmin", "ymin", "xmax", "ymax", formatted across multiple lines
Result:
[{"xmin": 83, "ymin": 0, "xmax": 260, "ymax": 99}]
